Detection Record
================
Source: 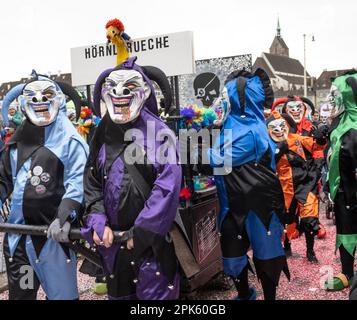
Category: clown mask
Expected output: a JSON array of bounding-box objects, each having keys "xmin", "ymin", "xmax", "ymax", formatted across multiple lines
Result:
[
  {"xmin": 319, "ymin": 104, "xmax": 332, "ymax": 124},
  {"xmin": 328, "ymin": 85, "xmax": 344, "ymax": 118},
  {"xmin": 20, "ymin": 80, "xmax": 64, "ymax": 127},
  {"xmin": 286, "ymin": 100, "xmax": 305, "ymax": 124},
  {"xmin": 268, "ymin": 118, "xmax": 289, "ymax": 142},
  {"xmin": 212, "ymin": 87, "xmax": 231, "ymax": 126},
  {"xmin": 102, "ymin": 69, "xmax": 151, "ymax": 124}
]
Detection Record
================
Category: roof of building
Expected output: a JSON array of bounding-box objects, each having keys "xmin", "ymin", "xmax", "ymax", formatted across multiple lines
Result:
[
  {"xmin": 278, "ymin": 74, "xmax": 306, "ymax": 85},
  {"xmin": 316, "ymin": 69, "xmax": 353, "ymax": 89},
  {"xmin": 252, "ymin": 57, "xmax": 275, "ymax": 78},
  {"xmin": 263, "ymin": 52, "xmax": 310, "ymax": 77},
  {"xmin": 270, "ymin": 36, "xmax": 289, "ymax": 50}
]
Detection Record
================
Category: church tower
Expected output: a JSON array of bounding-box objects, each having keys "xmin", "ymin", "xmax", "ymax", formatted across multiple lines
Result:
[{"xmin": 269, "ymin": 18, "xmax": 289, "ymax": 57}]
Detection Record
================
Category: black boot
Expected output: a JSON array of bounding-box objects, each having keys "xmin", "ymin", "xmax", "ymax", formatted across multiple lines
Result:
[
  {"xmin": 232, "ymin": 265, "xmax": 251, "ymax": 300},
  {"xmin": 260, "ymin": 272, "xmax": 277, "ymax": 300},
  {"xmin": 306, "ymin": 232, "xmax": 318, "ymax": 263},
  {"xmin": 307, "ymin": 250, "xmax": 318, "ymax": 263},
  {"xmin": 284, "ymin": 237, "xmax": 292, "ymax": 257}
]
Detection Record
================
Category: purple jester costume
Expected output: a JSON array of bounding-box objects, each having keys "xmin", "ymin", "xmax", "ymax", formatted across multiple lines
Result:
[{"xmin": 81, "ymin": 57, "xmax": 182, "ymax": 300}]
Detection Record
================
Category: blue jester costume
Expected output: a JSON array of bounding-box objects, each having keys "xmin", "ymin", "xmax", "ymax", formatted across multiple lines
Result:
[
  {"xmin": 0, "ymin": 74, "xmax": 88, "ymax": 300},
  {"xmin": 208, "ymin": 69, "xmax": 289, "ymax": 300}
]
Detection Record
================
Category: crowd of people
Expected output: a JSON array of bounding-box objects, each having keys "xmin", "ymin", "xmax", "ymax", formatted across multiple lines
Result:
[{"xmin": 0, "ymin": 54, "xmax": 356, "ymax": 301}]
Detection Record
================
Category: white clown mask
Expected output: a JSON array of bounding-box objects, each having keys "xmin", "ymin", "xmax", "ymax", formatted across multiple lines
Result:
[
  {"xmin": 286, "ymin": 100, "xmax": 306, "ymax": 124},
  {"xmin": 268, "ymin": 118, "xmax": 289, "ymax": 142},
  {"xmin": 20, "ymin": 80, "xmax": 64, "ymax": 127},
  {"xmin": 319, "ymin": 103, "xmax": 332, "ymax": 124},
  {"xmin": 328, "ymin": 85, "xmax": 344, "ymax": 118},
  {"xmin": 101, "ymin": 69, "xmax": 151, "ymax": 124},
  {"xmin": 212, "ymin": 86, "xmax": 231, "ymax": 126}
]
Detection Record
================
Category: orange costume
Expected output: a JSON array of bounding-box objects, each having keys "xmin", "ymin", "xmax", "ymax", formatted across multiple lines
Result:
[{"xmin": 267, "ymin": 111, "xmax": 327, "ymax": 262}]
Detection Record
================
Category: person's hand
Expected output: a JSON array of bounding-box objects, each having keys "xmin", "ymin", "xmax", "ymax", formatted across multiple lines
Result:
[
  {"xmin": 119, "ymin": 231, "xmax": 134, "ymax": 250},
  {"xmin": 47, "ymin": 218, "xmax": 70, "ymax": 243},
  {"xmin": 93, "ymin": 226, "xmax": 113, "ymax": 248},
  {"xmin": 127, "ymin": 238, "xmax": 134, "ymax": 250}
]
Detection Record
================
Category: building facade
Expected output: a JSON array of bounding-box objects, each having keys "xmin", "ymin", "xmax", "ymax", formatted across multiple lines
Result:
[{"xmin": 253, "ymin": 19, "xmax": 316, "ymax": 103}]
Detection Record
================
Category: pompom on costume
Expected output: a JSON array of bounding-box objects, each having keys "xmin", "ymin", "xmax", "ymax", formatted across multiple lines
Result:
[
  {"xmin": 0, "ymin": 73, "xmax": 88, "ymax": 300},
  {"xmin": 325, "ymin": 71, "xmax": 357, "ymax": 291},
  {"xmin": 180, "ymin": 104, "xmax": 222, "ymax": 131},
  {"xmin": 80, "ymin": 57, "xmax": 181, "ymax": 300},
  {"xmin": 77, "ymin": 103, "xmax": 98, "ymax": 143},
  {"xmin": 207, "ymin": 69, "xmax": 290, "ymax": 300}
]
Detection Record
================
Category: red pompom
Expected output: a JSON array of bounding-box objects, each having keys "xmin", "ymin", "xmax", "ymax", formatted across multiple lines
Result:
[
  {"xmin": 180, "ymin": 187, "xmax": 191, "ymax": 200},
  {"xmin": 105, "ymin": 18, "xmax": 125, "ymax": 31},
  {"xmin": 317, "ymin": 224, "xmax": 327, "ymax": 239},
  {"xmin": 80, "ymin": 107, "xmax": 92, "ymax": 119}
]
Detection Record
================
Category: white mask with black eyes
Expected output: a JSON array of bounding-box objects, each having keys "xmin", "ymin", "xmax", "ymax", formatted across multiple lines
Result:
[
  {"xmin": 268, "ymin": 118, "xmax": 289, "ymax": 142},
  {"xmin": 286, "ymin": 101, "xmax": 305, "ymax": 124},
  {"xmin": 101, "ymin": 70, "xmax": 151, "ymax": 124},
  {"xmin": 20, "ymin": 80, "xmax": 64, "ymax": 127}
]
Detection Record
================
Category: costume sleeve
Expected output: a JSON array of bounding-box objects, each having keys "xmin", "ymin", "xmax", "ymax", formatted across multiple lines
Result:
[
  {"xmin": 346, "ymin": 130, "xmax": 357, "ymax": 173},
  {"xmin": 80, "ymin": 151, "xmax": 108, "ymax": 243},
  {"xmin": 299, "ymin": 136, "xmax": 315, "ymax": 154},
  {"xmin": 12, "ymin": 112, "xmax": 23, "ymax": 127},
  {"xmin": 208, "ymin": 131, "xmax": 255, "ymax": 168},
  {"xmin": 0, "ymin": 147, "xmax": 14, "ymax": 206},
  {"xmin": 274, "ymin": 141, "xmax": 289, "ymax": 163},
  {"xmin": 133, "ymin": 142, "xmax": 182, "ymax": 264},
  {"xmin": 56, "ymin": 138, "xmax": 89, "ymax": 226}
]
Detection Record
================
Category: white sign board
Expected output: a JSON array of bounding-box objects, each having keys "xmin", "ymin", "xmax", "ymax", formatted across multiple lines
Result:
[{"xmin": 71, "ymin": 31, "xmax": 195, "ymax": 86}]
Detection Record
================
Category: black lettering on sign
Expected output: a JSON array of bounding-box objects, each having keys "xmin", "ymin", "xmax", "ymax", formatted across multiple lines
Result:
[
  {"xmin": 85, "ymin": 48, "xmax": 91, "ymax": 59},
  {"xmin": 156, "ymin": 37, "xmax": 163, "ymax": 49},
  {"xmin": 127, "ymin": 42, "xmax": 132, "ymax": 53},
  {"xmin": 91, "ymin": 46, "xmax": 98, "ymax": 58},
  {"xmin": 134, "ymin": 41, "xmax": 141, "ymax": 53},
  {"xmin": 99, "ymin": 46, "xmax": 105, "ymax": 57},
  {"xmin": 106, "ymin": 45, "xmax": 113, "ymax": 56},
  {"xmin": 163, "ymin": 36, "xmax": 169, "ymax": 48},
  {"xmin": 83, "ymin": 36, "xmax": 171, "ymax": 59},
  {"xmin": 148, "ymin": 38, "xmax": 154, "ymax": 50},
  {"xmin": 141, "ymin": 39, "xmax": 146, "ymax": 51}
]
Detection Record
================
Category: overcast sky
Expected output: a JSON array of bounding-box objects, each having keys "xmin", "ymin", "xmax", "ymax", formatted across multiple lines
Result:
[{"xmin": 0, "ymin": 0, "xmax": 355, "ymax": 83}]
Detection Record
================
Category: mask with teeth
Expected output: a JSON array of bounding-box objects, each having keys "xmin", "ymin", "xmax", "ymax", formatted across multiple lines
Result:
[
  {"xmin": 212, "ymin": 86, "xmax": 231, "ymax": 126},
  {"xmin": 102, "ymin": 69, "xmax": 151, "ymax": 124},
  {"xmin": 268, "ymin": 118, "xmax": 289, "ymax": 142},
  {"xmin": 286, "ymin": 100, "xmax": 306, "ymax": 124},
  {"xmin": 20, "ymin": 80, "xmax": 64, "ymax": 127},
  {"xmin": 319, "ymin": 103, "xmax": 332, "ymax": 124},
  {"xmin": 328, "ymin": 85, "xmax": 345, "ymax": 118}
]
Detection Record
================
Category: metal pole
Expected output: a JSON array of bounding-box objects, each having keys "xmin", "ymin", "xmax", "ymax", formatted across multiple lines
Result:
[
  {"xmin": 174, "ymin": 76, "xmax": 180, "ymax": 115},
  {"xmin": 303, "ymin": 34, "xmax": 307, "ymax": 97},
  {"xmin": 86, "ymin": 85, "xmax": 91, "ymax": 103}
]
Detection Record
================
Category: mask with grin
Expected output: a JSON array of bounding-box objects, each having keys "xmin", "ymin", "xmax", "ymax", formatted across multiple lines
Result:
[
  {"xmin": 328, "ymin": 85, "xmax": 345, "ymax": 118},
  {"xmin": 268, "ymin": 118, "xmax": 289, "ymax": 142},
  {"xmin": 20, "ymin": 80, "xmax": 64, "ymax": 127},
  {"xmin": 286, "ymin": 100, "xmax": 305, "ymax": 124},
  {"xmin": 102, "ymin": 69, "xmax": 151, "ymax": 124}
]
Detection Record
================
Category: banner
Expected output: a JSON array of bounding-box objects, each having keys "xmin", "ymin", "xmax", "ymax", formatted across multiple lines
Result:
[{"xmin": 71, "ymin": 31, "xmax": 195, "ymax": 86}]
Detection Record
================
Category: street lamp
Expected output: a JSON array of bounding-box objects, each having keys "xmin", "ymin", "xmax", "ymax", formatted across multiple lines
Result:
[{"xmin": 303, "ymin": 34, "xmax": 315, "ymax": 97}]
